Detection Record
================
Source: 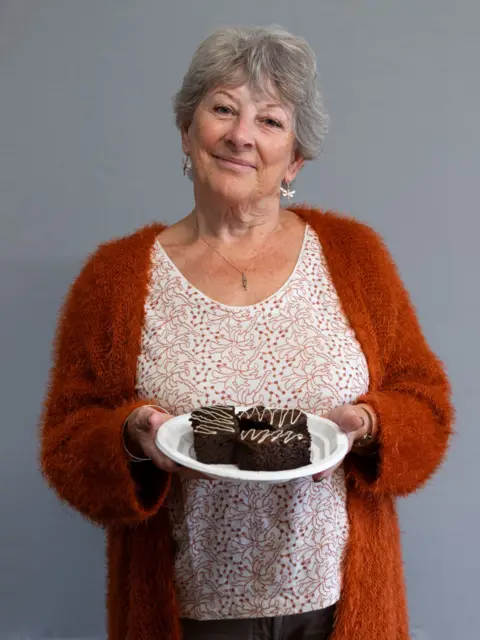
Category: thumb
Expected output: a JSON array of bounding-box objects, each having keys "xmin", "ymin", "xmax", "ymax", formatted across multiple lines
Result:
[
  {"xmin": 147, "ymin": 408, "xmax": 171, "ymax": 432},
  {"xmin": 328, "ymin": 405, "xmax": 364, "ymax": 434}
]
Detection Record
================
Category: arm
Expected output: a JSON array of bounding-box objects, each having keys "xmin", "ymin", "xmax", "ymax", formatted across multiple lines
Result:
[
  {"xmin": 345, "ymin": 227, "xmax": 454, "ymax": 497},
  {"xmin": 40, "ymin": 247, "xmax": 171, "ymax": 527}
]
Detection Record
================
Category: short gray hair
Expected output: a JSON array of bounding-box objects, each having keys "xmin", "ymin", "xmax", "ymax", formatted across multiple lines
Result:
[{"xmin": 173, "ymin": 25, "xmax": 329, "ymax": 160}]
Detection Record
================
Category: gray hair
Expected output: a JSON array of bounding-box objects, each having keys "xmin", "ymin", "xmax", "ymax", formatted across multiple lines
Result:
[{"xmin": 173, "ymin": 25, "xmax": 329, "ymax": 160}]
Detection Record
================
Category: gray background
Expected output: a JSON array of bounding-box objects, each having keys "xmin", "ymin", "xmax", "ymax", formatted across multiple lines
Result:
[{"xmin": 0, "ymin": 1, "xmax": 478, "ymax": 639}]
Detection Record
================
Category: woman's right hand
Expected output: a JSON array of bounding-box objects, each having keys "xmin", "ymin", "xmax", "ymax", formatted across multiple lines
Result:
[{"xmin": 125, "ymin": 406, "xmax": 209, "ymax": 480}]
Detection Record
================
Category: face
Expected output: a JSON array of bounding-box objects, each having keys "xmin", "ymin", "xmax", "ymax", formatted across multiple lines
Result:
[{"xmin": 181, "ymin": 83, "xmax": 304, "ymax": 205}]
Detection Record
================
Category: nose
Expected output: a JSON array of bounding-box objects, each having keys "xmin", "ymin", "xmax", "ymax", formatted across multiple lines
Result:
[{"xmin": 224, "ymin": 116, "xmax": 254, "ymax": 149}]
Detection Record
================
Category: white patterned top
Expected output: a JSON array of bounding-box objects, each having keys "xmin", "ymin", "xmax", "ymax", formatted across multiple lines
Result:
[{"xmin": 136, "ymin": 223, "xmax": 370, "ymax": 620}]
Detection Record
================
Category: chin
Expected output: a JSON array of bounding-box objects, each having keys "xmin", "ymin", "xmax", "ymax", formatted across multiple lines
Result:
[{"xmin": 208, "ymin": 179, "xmax": 258, "ymax": 204}]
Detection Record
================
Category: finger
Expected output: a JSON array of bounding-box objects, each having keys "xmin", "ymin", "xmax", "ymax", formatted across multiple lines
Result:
[
  {"xmin": 147, "ymin": 409, "xmax": 172, "ymax": 431},
  {"xmin": 137, "ymin": 411, "xmax": 210, "ymax": 479},
  {"xmin": 327, "ymin": 405, "xmax": 365, "ymax": 433},
  {"xmin": 340, "ymin": 408, "xmax": 364, "ymax": 432},
  {"xmin": 177, "ymin": 468, "xmax": 212, "ymax": 480},
  {"xmin": 313, "ymin": 462, "xmax": 341, "ymax": 482},
  {"xmin": 142, "ymin": 444, "xmax": 179, "ymax": 473},
  {"xmin": 147, "ymin": 448, "xmax": 208, "ymax": 478},
  {"xmin": 313, "ymin": 470, "xmax": 329, "ymax": 482},
  {"xmin": 133, "ymin": 410, "xmax": 171, "ymax": 450}
]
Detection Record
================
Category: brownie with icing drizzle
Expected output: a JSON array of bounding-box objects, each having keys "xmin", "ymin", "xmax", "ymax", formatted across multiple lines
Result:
[
  {"xmin": 238, "ymin": 405, "xmax": 308, "ymax": 434},
  {"xmin": 236, "ymin": 427, "xmax": 311, "ymax": 471},
  {"xmin": 190, "ymin": 405, "xmax": 239, "ymax": 465}
]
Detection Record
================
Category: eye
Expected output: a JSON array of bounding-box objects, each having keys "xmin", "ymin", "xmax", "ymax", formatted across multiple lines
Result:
[
  {"xmin": 263, "ymin": 117, "xmax": 284, "ymax": 129},
  {"xmin": 214, "ymin": 104, "xmax": 234, "ymax": 115}
]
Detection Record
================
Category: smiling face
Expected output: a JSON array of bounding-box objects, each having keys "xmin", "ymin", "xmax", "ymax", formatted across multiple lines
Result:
[{"xmin": 181, "ymin": 83, "xmax": 304, "ymax": 206}]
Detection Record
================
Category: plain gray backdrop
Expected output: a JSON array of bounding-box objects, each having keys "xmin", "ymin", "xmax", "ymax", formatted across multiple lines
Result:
[{"xmin": 1, "ymin": 1, "xmax": 478, "ymax": 639}]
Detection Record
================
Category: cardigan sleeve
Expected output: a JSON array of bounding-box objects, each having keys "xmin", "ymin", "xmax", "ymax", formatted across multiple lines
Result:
[
  {"xmin": 40, "ymin": 246, "xmax": 171, "ymax": 527},
  {"xmin": 345, "ymin": 225, "xmax": 454, "ymax": 497}
]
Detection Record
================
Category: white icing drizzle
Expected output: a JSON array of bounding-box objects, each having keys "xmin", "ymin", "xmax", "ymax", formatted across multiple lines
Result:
[
  {"xmin": 239, "ymin": 406, "xmax": 305, "ymax": 429},
  {"xmin": 192, "ymin": 406, "xmax": 237, "ymax": 435},
  {"xmin": 240, "ymin": 429, "xmax": 304, "ymax": 445}
]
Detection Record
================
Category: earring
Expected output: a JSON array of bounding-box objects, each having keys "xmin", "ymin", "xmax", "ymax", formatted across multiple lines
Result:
[
  {"xmin": 182, "ymin": 155, "xmax": 193, "ymax": 180},
  {"xmin": 280, "ymin": 179, "xmax": 296, "ymax": 203}
]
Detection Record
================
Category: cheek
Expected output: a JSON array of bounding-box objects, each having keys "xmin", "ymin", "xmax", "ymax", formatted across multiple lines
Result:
[
  {"xmin": 192, "ymin": 116, "xmax": 223, "ymax": 150},
  {"xmin": 261, "ymin": 138, "xmax": 295, "ymax": 168}
]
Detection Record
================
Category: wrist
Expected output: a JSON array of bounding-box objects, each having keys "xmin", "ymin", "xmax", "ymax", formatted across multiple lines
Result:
[
  {"xmin": 123, "ymin": 421, "xmax": 146, "ymax": 460},
  {"xmin": 122, "ymin": 405, "xmax": 157, "ymax": 462}
]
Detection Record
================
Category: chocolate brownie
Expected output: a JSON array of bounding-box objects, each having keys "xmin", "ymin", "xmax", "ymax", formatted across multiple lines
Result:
[
  {"xmin": 238, "ymin": 406, "xmax": 308, "ymax": 434},
  {"xmin": 190, "ymin": 405, "xmax": 239, "ymax": 465},
  {"xmin": 236, "ymin": 427, "xmax": 311, "ymax": 471}
]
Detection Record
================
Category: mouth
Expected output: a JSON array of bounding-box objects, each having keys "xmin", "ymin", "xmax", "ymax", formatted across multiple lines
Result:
[{"xmin": 213, "ymin": 155, "xmax": 256, "ymax": 170}]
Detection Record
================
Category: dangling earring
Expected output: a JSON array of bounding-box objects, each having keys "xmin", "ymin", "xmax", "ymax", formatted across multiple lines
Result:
[
  {"xmin": 182, "ymin": 155, "xmax": 193, "ymax": 180},
  {"xmin": 280, "ymin": 179, "xmax": 296, "ymax": 204}
]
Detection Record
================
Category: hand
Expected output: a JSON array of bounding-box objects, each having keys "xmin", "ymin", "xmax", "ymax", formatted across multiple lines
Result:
[
  {"xmin": 125, "ymin": 406, "xmax": 210, "ymax": 480},
  {"xmin": 312, "ymin": 404, "xmax": 372, "ymax": 482}
]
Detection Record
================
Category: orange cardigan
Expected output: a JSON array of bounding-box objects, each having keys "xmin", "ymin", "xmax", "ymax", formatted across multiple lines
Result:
[{"xmin": 40, "ymin": 207, "xmax": 453, "ymax": 640}]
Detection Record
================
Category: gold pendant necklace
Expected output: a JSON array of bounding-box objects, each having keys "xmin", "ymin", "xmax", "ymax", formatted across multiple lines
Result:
[{"xmin": 195, "ymin": 215, "xmax": 281, "ymax": 291}]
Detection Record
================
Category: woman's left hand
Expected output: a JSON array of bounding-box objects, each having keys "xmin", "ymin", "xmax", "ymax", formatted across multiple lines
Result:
[{"xmin": 312, "ymin": 404, "xmax": 374, "ymax": 482}]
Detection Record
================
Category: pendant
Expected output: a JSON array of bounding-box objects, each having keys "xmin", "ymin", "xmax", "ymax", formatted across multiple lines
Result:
[{"xmin": 242, "ymin": 273, "xmax": 248, "ymax": 290}]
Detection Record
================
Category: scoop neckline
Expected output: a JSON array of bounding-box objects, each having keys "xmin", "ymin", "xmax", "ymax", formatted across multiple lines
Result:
[{"xmin": 154, "ymin": 223, "xmax": 310, "ymax": 311}]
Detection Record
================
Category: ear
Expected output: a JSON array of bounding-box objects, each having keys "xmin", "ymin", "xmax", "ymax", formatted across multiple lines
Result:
[
  {"xmin": 181, "ymin": 124, "xmax": 191, "ymax": 156},
  {"xmin": 284, "ymin": 148, "xmax": 305, "ymax": 183}
]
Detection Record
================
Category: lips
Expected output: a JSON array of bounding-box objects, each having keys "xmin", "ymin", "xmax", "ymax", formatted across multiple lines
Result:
[{"xmin": 213, "ymin": 155, "xmax": 256, "ymax": 169}]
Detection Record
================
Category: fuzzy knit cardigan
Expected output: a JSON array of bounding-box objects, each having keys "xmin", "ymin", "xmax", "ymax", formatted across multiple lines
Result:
[{"xmin": 40, "ymin": 206, "xmax": 453, "ymax": 640}]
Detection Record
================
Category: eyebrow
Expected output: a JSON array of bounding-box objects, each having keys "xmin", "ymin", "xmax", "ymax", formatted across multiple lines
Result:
[
  {"xmin": 212, "ymin": 90, "xmax": 286, "ymax": 112},
  {"xmin": 213, "ymin": 90, "xmax": 237, "ymax": 101}
]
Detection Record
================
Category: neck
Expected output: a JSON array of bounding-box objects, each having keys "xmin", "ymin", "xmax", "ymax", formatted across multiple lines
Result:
[{"xmin": 192, "ymin": 191, "xmax": 284, "ymax": 243}]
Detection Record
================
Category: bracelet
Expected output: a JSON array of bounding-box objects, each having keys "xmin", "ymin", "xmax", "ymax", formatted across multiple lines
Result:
[
  {"xmin": 122, "ymin": 404, "xmax": 166, "ymax": 463},
  {"xmin": 354, "ymin": 430, "xmax": 374, "ymax": 448}
]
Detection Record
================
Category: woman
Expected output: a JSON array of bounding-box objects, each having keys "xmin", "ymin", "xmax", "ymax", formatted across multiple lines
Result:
[{"xmin": 40, "ymin": 26, "xmax": 453, "ymax": 640}]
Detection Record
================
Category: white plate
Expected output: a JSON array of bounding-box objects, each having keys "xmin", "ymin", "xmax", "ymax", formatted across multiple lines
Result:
[{"xmin": 155, "ymin": 407, "xmax": 349, "ymax": 483}]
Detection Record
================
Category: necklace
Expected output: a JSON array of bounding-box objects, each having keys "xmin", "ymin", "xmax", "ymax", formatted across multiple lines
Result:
[{"xmin": 195, "ymin": 215, "xmax": 281, "ymax": 291}]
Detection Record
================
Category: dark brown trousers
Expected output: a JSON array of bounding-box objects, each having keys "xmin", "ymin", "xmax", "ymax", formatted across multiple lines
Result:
[{"xmin": 181, "ymin": 605, "xmax": 336, "ymax": 640}]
